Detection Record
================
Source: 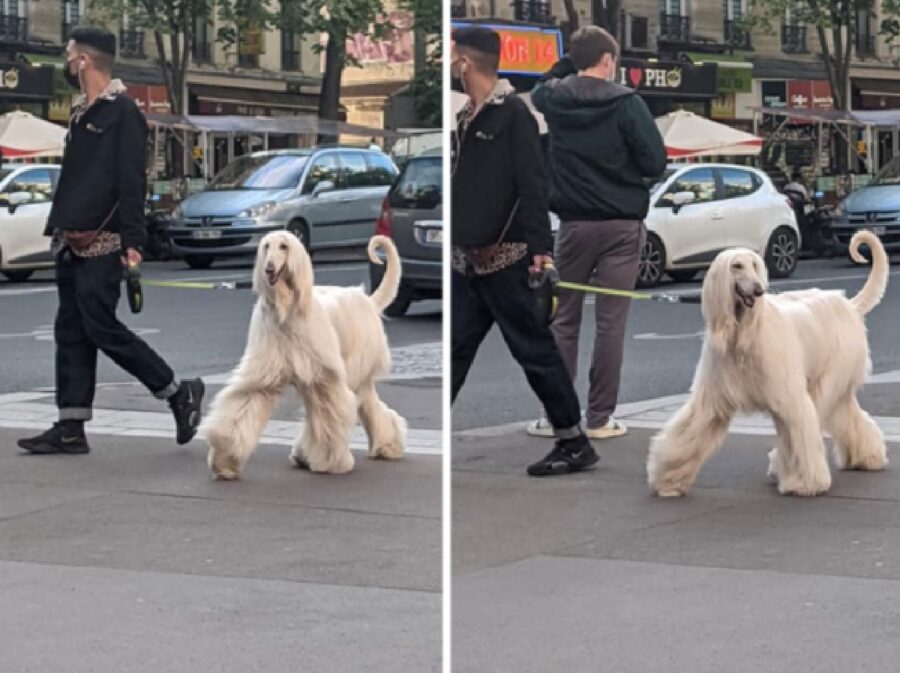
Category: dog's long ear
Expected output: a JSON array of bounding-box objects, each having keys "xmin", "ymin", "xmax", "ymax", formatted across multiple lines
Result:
[
  {"xmin": 252, "ymin": 240, "xmax": 268, "ymax": 296},
  {"xmin": 281, "ymin": 235, "xmax": 314, "ymax": 317},
  {"xmin": 701, "ymin": 255, "xmax": 737, "ymax": 351}
]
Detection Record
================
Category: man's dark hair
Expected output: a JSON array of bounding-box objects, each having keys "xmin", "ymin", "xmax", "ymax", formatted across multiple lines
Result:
[
  {"xmin": 71, "ymin": 26, "xmax": 116, "ymax": 71},
  {"xmin": 791, "ymin": 168, "xmax": 803, "ymax": 181},
  {"xmin": 453, "ymin": 27, "xmax": 501, "ymax": 74},
  {"xmin": 569, "ymin": 26, "xmax": 619, "ymax": 71}
]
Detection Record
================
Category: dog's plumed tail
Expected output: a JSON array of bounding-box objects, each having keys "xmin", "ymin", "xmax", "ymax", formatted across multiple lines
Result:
[
  {"xmin": 367, "ymin": 235, "xmax": 402, "ymax": 312},
  {"xmin": 849, "ymin": 230, "xmax": 888, "ymax": 315}
]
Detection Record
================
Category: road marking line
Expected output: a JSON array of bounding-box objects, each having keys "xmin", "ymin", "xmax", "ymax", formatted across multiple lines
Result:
[{"xmin": 0, "ymin": 401, "xmax": 442, "ymax": 456}]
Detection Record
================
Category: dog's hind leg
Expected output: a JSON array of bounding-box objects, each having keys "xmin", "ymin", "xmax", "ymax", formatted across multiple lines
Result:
[
  {"xmin": 648, "ymin": 396, "xmax": 731, "ymax": 497},
  {"xmin": 204, "ymin": 384, "xmax": 279, "ymax": 480},
  {"xmin": 358, "ymin": 382, "xmax": 407, "ymax": 460},
  {"xmin": 295, "ymin": 376, "xmax": 357, "ymax": 474},
  {"xmin": 771, "ymin": 395, "xmax": 832, "ymax": 496},
  {"xmin": 828, "ymin": 394, "xmax": 888, "ymax": 471}
]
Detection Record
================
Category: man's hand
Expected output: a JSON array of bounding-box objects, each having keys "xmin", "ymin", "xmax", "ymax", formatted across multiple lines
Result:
[
  {"xmin": 122, "ymin": 248, "xmax": 142, "ymax": 267},
  {"xmin": 529, "ymin": 254, "xmax": 554, "ymax": 275}
]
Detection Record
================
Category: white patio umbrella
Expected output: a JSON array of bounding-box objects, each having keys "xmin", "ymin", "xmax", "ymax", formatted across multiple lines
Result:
[
  {"xmin": 655, "ymin": 109, "xmax": 762, "ymax": 159},
  {"xmin": 0, "ymin": 110, "xmax": 67, "ymax": 159}
]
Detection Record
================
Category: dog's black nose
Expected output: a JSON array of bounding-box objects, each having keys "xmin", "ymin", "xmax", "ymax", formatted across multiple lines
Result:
[
  {"xmin": 753, "ymin": 283, "xmax": 764, "ymax": 297},
  {"xmin": 265, "ymin": 263, "xmax": 275, "ymax": 273}
]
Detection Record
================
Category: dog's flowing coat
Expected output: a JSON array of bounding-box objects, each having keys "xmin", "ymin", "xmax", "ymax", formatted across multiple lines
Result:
[
  {"xmin": 203, "ymin": 232, "xmax": 407, "ymax": 479},
  {"xmin": 647, "ymin": 231, "xmax": 888, "ymax": 497}
]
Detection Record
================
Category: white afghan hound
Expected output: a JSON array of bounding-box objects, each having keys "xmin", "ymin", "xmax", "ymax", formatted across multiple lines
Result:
[
  {"xmin": 647, "ymin": 230, "xmax": 889, "ymax": 497},
  {"xmin": 203, "ymin": 231, "xmax": 407, "ymax": 480}
]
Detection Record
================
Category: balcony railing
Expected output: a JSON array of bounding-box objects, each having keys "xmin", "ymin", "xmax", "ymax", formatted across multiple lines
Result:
[
  {"xmin": 512, "ymin": 1, "xmax": 552, "ymax": 24},
  {"xmin": 724, "ymin": 20, "xmax": 752, "ymax": 49},
  {"xmin": 282, "ymin": 48, "xmax": 300, "ymax": 71},
  {"xmin": 0, "ymin": 15, "xmax": 28, "ymax": 43},
  {"xmin": 192, "ymin": 41, "xmax": 212, "ymax": 63},
  {"xmin": 120, "ymin": 29, "xmax": 145, "ymax": 58},
  {"xmin": 238, "ymin": 53, "xmax": 259, "ymax": 68},
  {"xmin": 659, "ymin": 13, "xmax": 691, "ymax": 43},
  {"xmin": 781, "ymin": 25, "xmax": 808, "ymax": 53},
  {"xmin": 451, "ymin": 0, "xmax": 466, "ymax": 18},
  {"xmin": 856, "ymin": 33, "xmax": 876, "ymax": 57}
]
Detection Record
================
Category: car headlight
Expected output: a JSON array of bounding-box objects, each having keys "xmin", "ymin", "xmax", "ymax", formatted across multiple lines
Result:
[
  {"xmin": 239, "ymin": 201, "xmax": 279, "ymax": 218},
  {"xmin": 833, "ymin": 200, "xmax": 847, "ymax": 218}
]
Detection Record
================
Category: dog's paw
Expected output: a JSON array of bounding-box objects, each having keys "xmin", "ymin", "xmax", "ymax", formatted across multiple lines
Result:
[
  {"xmin": 208, "ymin": 448, "xmax": 243, "ymax": 481},
  {"xmin": 777, "ymin": 473, "xmax": 831, "ymax": 497},
  {"xmin": 308, "ymin": 451, "xmax": 355, "ymax": 474},
  {"xmin": 654, "ymin": 486, "xmax": 687, "ymax": 498},
  {"xmin": 291, "ymin": 453, "xmax": 311, "ymax": 470},
  {"xmin": 370, "ymin": 440, "xmax": 405, "ymax": 460}
]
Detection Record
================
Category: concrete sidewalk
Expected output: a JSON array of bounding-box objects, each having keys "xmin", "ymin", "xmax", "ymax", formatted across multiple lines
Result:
[
  {"xmin": 452, "ymin": 386, "xmax": 900, "ymax": 673},
  {"xmin": 0, "ymin": 385, "xmax": 441, "ymax": 671}
]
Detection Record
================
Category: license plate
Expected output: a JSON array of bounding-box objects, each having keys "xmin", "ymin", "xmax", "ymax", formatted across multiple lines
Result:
[
  {"xmin": 192, "ymin": 229, "xmax": 221, "ymax": 240},
  {"xmin": 425, "ymin": 228, "xmax": 443, "ymax": 243}
]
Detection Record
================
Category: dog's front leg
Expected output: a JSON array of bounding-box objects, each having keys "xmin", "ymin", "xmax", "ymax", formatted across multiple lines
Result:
[
  {"xmin": 204, "ymin": 382, "xmax": 279, "ymax": 480},
  {"xmin": 295, "ymin": 374, "xmax": 357, "ymax": 474},
  {"xmin": 648, "ymin": 396, "xmax": 731, "ymax": 497},
  {"xmin": 358, "ymin": 383, "xmax": 407, "ymax": 460},
  {"xmin": 772, "ymin": 396, "xmax": 831, "ymax": 496}
]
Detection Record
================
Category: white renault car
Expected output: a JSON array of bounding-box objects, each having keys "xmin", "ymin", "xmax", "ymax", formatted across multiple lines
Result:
[
  {"xmin": 551, "ymin": 163, "xmax": 799, "ymax": 287},
  {"xmin": 0, "ymin": 164, "xmax": 60, "ymax": 282}
]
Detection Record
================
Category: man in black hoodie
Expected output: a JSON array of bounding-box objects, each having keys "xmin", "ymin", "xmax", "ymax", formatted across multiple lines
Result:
[
  {"xmin": 451, "ymin": 27, "xmax": 598, "ymax": 477},
  {"xmin": 528, "ymin": 26, "xmax": 667, "ymax": 440},
  {"xmin": 17, "ymin": 27, "xmax": 204, "ymax": 455}
]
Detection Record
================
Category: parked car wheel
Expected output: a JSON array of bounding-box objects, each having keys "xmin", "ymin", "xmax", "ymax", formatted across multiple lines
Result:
[
  {"xmin": 668, "ymin": 269, "xmax": 698, "ymax": 283},
  {"xmin": 2, "ymin": 269, "xmax": 34, "ymax": 282},
  {"xmin": 383, "ymin": 292, "xmax": 412, "ymax": 318},
  {"xmin": 637, "ymin": 234, "xmax": 666, "ymax": 288},
  {"xmin": 288, "ymin": 219, "xmax": 310, "ymax": 250},
  {"xmin": 765, "ymin": 227, "xmax": 799, "ymax": 278},
  {"xmin": 184, "ymin": 255, "xmax": 214, "ymax": 270}
]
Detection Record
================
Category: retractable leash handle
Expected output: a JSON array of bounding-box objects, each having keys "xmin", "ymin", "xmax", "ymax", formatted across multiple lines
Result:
[
  {"xmin": 124, "ymin": 262, "xmax": 143, "ymax": 314},
  {"xmin": 528, "ymin": 261, "xmax": 561, "ymax": 325}
]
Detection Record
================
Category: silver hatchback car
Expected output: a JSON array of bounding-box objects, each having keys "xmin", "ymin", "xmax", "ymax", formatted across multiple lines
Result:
[{"xmin": 169, "ymin": 147, "xmax": 398, "ymax": 269}]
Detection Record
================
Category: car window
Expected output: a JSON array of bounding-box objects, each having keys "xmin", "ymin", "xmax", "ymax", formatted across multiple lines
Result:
[
  {"xmin": 340, "ymin": 152, "xmax": 370, "ymax": 188},
  {"xmin": 659, "ymin": 168, "xmax": 717, "ymax": 205},
  {"xmin": 3, "ymin": 169, "xmax": 55, "ymax": 204},
  {"xmin": 871, "ymin": 156, "xmax": 900, "ymax": 186},
  {"xmin": 302, "ymin": 154, "xmax": 341, "ymax": 195},
  {"xmin": 366, "ymin": 152, "xmax": 399, "ymax": 187},
  {"xmin": 719, "ymin": 168, "xmax": 759, "ymax": 199},
  {"xmin": 209, "ymin": 154, "xmax": 309, "ymax": 190},
  {"xmin": 388, "ymin": 156, "xmax": 441, "ymax": 209}
]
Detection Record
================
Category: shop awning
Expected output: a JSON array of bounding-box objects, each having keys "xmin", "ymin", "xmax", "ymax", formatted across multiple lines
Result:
[
  {"xmin": 22, "ymin": 52, "xmax": 65, "ymax": 69},
  {"xmin": 656, "ymin": 109, "xmax": 762, "ymax": 157},
  {"xmin": 683, "ymin": 52, "xmax": 752, "ymax": 68},
  {"xmin": 145, "ymin": 112, "xmax": 415, "ymax": 138},
  {"xmin": 191, "ymin": 84, "xmax": 319, "ymax": 112},
  {"xmin": 753, "ymin": 107, "xmax": 900, "ymax": 126}
]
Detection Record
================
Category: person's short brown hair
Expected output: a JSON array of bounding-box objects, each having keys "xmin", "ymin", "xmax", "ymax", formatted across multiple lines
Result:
[
  {"xmin": 569, "ymin": 26, "xmax": 619, "ymax": 71},
  {"xmin": 453, "ymin": 27, "xmax": 501, "ymax": 74}
]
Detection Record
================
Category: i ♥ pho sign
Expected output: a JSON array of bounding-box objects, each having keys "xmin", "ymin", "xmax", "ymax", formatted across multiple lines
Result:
[{"xmin": 618, "ymin": 58, "xmax": 718, "ymax": 98}]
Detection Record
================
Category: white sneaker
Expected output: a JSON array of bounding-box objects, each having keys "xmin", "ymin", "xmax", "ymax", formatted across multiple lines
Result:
[
  {"xmin": 585, "ymin": 418, "xmax": 627, "ymax": 440},
  {"xmin": 525, "ymin": 416, "xmax": 556, "ymax": 437}
]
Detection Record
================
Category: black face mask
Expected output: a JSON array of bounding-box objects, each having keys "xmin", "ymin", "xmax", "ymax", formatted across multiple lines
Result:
[
  {"xmin": 451, "ymin": 77, "xmax": 464, "ymax": 93},
  {"xmin": 63, "ymin": 59, "xmax": 82, "ymax": 90}
]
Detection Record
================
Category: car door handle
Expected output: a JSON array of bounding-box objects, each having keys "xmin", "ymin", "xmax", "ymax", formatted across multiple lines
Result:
[{"xmin": 711, "ymin": 210, "xmax": 724, "ymax": 220}]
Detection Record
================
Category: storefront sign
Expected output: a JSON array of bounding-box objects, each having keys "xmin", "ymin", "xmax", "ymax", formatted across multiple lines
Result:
[
  {"xmin": 787, "ymin": 79, "xmax": 833, "ymax": 110},
  {"xmin": 125, "ymin": 84, "xmax": 172, "ymax": 114},
  {"xmin": 0, "ymin": 62, "xmax": 54, "ymax": 99},
  {"xmin": 451, "ymin": 22, "xmax": 562, "ymax": 76},
  {"xmin": 711, "ymin": 93, "xmax": 736, "ymax": 119},
  {"xmin": 618, "ymin": 59, "xmax": 718, "ymax": 98},
  {"xmin": 761, "ymin": 80, "xmax": 787, "ymax": 109},
  {"xmin": 718, "ymin": 66, "xmax": 752, "ymax": 94}
]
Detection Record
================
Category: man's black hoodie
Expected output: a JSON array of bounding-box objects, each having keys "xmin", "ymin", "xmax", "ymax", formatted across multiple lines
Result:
[{"xmin": 531, "ymin": 58, "xmax": 667, "ymax": 222}]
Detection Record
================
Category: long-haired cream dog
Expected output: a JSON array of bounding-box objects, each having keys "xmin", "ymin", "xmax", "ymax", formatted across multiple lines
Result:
[
  {"xmin": 203, "ymin": 231, "xmax": 407, "ymax": 480},
  {"xmin": 648, "ymin": 230, "xmax": 888, "ymax": 497}
]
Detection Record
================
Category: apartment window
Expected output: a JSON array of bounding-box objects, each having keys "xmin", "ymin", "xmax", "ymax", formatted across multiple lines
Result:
[
  {"xmin": 781, "ymin": 7, "xmax": 807, "ymax": 54},
  {"xmin": 856, "ymin": 9, "xmax": 876, "ymax": 57},
  {"xmin": 238, "ymin": 23, "xmax": 263, "ymax": 68},
  {"xmin": 723, "ymin": 0, "xmax": 751, "ymax": 49},
  {"xmin": 192, "ymin": 15, "xmax": 212, "ymax": 63},
  {"xmin": 512, "ymin": 1, "xmax": 551, "ymax": 24},
  {"xmin": 1, "ymin": 0, "xmax": 27, "ymax": 43},
  {"xmin": 120, "ymin": 13, "xmax": 145, "ymax": 58},
  {"xmin": 61, "ymin": 0, "xmax": 83, "ymax": 42},
  {"xmin": 281, "ymin": 5, "xmax": 301, "ymax": 71},
  {"xmin": 451, "ymin": 0, "xmax": 466, "ymax": 18},
  {"xmin": 659, "ymin": 0, "xmax": 690, "ymax": 42}
]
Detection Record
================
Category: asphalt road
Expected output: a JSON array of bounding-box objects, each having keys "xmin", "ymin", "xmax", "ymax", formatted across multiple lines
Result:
[
  {"xmin": 0, "ymin": 252, "xmax": 442, "ymax": 672},
  {"xmin": 452, "ymin": 256, "xmax": 900, "ymax": 430}
]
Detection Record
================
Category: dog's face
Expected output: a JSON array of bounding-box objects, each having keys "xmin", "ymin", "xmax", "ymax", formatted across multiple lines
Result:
[
  {"xmin": 254, "ymin": 231, "xmax": 313, "ymax": 321},
  {"xmin": 701, "ymin": 248, "xmax": 768, "ymax": 350}
]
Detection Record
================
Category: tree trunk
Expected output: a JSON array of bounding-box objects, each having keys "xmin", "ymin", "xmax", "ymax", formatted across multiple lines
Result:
[
  {"xmin": 317, "ymin": 29, "xmax": 346, "ymax": 144},
  {"xmin": 561, "ymin": 0, "xmax": 580, "ymax": 47}
]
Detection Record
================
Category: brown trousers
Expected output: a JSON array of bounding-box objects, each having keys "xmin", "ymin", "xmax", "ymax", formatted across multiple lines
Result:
[{"xmin": 550, "ymin": 219, "xmax": 645, "ymax": 428}]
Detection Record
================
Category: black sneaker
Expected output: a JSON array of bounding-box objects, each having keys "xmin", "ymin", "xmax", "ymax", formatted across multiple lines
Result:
[
  {"xmin": 526, "ymin": 435, "xmax": 599, "ymax": 477},
  {"xmin": 169, "ymin": 378, "xmax": 205, "ymax": 445},
  {"xmin": 18, "ymin": 423, "xmax": 90, "ymax": 455}
]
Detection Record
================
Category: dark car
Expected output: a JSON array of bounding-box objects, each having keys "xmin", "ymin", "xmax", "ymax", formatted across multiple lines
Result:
[{"xmin": 369, "ymin": 148, "xmax": 442, "ymax": 317}]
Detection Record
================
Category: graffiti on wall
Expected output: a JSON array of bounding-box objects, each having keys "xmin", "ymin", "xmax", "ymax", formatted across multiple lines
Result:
[{"xmin": 320, "ymin": 11, "xmax": 414, "ymax": 71}]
